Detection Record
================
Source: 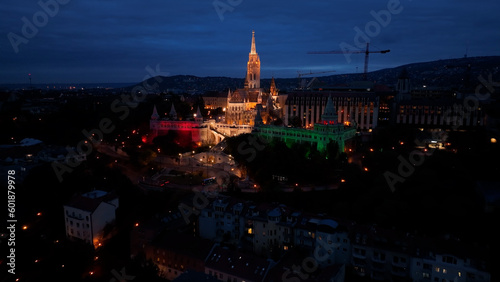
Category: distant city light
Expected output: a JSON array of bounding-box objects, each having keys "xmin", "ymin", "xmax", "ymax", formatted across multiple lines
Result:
[{"xmin": 491, "ymin": 138, "xmax": 497, "ymax": 144}]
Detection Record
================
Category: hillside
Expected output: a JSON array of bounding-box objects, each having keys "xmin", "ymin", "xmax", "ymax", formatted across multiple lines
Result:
[{"xmin": 132, "ymin": 56, "xmax": 500, "ymax": 93}]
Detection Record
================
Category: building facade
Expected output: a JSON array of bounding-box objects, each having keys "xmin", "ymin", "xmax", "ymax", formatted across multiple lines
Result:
[
  {"xmin": 255, "ymin": 95, "xmax": 357, "ymax": 152},
  {"xmin": 63, "ymin": 190, "xmax": 119, "ymax": 248},
  {"xmin": 393, "ymin": 73, "xmax": 485, "ymax": 128},
  {"xmin": 284, "ymin": 85, "xmax": 384, "ymax": 132}
]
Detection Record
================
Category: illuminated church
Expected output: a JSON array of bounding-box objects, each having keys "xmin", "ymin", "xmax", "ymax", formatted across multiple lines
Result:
[{"xmin": 225, "ymin": 31, "xmax": 280, "ymax": 126}]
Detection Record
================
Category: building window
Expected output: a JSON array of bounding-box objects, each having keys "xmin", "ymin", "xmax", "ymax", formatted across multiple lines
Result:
[{"xmin": 435, "ymin": 267, "xmax": 440, "ymax": 273}]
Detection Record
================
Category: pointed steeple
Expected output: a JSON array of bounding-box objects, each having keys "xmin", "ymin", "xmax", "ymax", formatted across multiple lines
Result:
[
  {"xmin": 246, "ymin": 30, "xmax": 260, "ymax": 89},
  {"xmin": 151, "ymin": 105, "xmax": 159, "ymax": 120},
  {"xmin": 195, "ymin": 106, "xmax": 203, "ymax": 123},
  {"xmin": 250, "ymin": 30, "xmax": 257, "ymax": 55},
  {"xmin": 169, "ymin": 103, "xmax": 177, "ymax": 120},
  {"xmin": 321, "ymin": 95, "xmax": 338, "ymax": 124},
  {"xmin": 270, "ymin": 77, "xmax": 278, "ymax": 97}
]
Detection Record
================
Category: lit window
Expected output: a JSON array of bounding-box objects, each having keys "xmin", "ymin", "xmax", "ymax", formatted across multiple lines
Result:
[
  {"xmin": 443, "ymin": 268, "xmax": 447, "ymax": 274},
  {"xmin": 435, "ymin": 267, "xmax": 440, "ymax": 272}
]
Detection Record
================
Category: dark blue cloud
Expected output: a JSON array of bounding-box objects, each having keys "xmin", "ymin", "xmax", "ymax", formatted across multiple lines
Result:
[{"xmin": 1, "ymin": 0, "xmax": 499, "ymax": 83}]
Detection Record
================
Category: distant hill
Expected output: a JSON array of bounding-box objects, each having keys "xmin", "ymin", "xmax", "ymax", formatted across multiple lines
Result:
[{"xmin": 132, "ymin": 56, "xmax": 500, "ymax": 93}]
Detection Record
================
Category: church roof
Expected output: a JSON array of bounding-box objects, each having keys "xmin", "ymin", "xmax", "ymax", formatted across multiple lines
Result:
[
  {"xmin": 230, "ymin": 88, "xmax": 262, "ymax": 103},
  {"xmin": 169, "ymin": 104, "xmax": 177, "ymax": 117},
  {"xmin": 323, "ymin": 95, "xmax": 336, "ymax": 116},
  {"xmin": 320, "ymin": 95, "xmax": 339, "ymax": 123},
  {"xmin": 151, "ymin": 105, "xmax": 159, "ymax": 120}
]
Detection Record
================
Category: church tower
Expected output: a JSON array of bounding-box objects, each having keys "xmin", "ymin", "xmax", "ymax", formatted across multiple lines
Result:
[
  {"xmin": 321, "ymin": 95, "xmax": 338, "ymax": 124},
  {"xmin": 245, "ymin": 31, "xmax": 260, "ymax": 89},
  {"xmin": 270, "ymin": 77, "xmax": 278, "ymax": 98}
]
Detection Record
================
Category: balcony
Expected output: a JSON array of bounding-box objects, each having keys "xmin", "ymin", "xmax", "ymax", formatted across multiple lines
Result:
[
  {"xmin": 391, "ymin": 265, "xmax": 407, "ymax": 277},
  {"xmin": 352, "ymin": 248, "xmax": 367, "ymax": 259},
  {"xmin": 371, "ymin": 255, "xmax": 386, "ymax": 263},
  {"xmin": 352, "ymin": 258, "xmax": 367, "ymax": 267},
  {"xmin": 392, "ymin": 260, "xmax": 408, "ymax": 268}
]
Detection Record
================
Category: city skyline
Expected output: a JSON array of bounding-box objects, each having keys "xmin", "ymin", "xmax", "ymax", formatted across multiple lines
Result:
[{"xmin": 2, "ymin": 0, "xmax": 500, "ymax": 84}]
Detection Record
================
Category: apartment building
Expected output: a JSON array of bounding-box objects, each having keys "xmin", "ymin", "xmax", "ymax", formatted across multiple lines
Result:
[{"xmin": 63, "ymin": 190, "xmax": 119, "ymax": 248}]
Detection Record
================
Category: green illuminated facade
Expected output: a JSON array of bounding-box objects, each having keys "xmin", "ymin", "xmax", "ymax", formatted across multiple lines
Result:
[{"xmin": 254, "ymin": 95, "xmax": 357, "ymax": 152}]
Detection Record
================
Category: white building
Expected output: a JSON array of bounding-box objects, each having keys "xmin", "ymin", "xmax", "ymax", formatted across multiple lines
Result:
[
  {"xmin": 198, "ymin": 197, "xmax": 247, "ymax": 244},
  {"xmin": 63, "ymin": 190, "xmax": 119, "ymax": 248},
  {"xmin": 411, "ymin": 252, "xmax": 491, "ymax": 282}
]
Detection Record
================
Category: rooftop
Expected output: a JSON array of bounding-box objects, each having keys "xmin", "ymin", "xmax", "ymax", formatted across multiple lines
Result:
[
  {"xmin": 205, "ymin": 245, "xmax": 272, "ymax": 281},
  {"xmin": 65, "ymin": 190, "xmax": 117, "ymax": 213}
]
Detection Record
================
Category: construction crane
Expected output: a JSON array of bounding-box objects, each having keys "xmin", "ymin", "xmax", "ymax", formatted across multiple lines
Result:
[
  {"xmin": 296, "ymin": 70, "xmax": 336, "ymax": 89},
  {"xmin": 308, "ymin": 43, "xmax": 390, "ymax": 80}
]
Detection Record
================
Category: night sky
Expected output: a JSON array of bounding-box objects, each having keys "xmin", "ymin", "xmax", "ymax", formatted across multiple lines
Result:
[{"xmin": 2, "ymin": 0, "xmax": 499, "ymax": 84}]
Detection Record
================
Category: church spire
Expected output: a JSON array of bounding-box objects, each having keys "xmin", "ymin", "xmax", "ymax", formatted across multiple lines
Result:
[
  {"xmin": 195, "ymin": 106, "xmax": 203, "ymax": 123},
  {"xmin": 246, "ymin": 30, "xmax": 260, "ymax": 89},
  {"xmin": 321, "ymin": 95, "xmax": 338, "ymax": 124},
  {"xmin": 151, "ymin": 105, "xmax": 159, "ymax": 120},
  {"xmin": 169, "ymin": 103, "xmax": 177, "ymax": 120},
  {"xmin": 250, "ymin": 30, "xmax": 257, "ymax": 55},
  {"xmin": 270, "ymin": 77, "xmax": 278, "ymax": 97}
]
